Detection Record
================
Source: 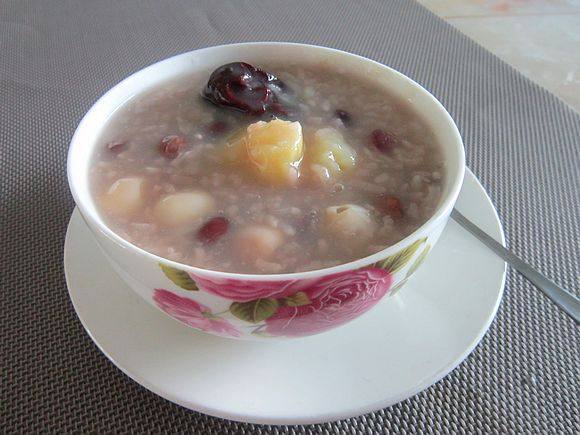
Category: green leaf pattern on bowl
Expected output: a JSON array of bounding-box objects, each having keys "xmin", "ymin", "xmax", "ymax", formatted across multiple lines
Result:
[
  {"xmin": 406, "ymin": 244, "xmax": 431, "ymax": 279},
  {"xmin": 159, "ymin": 263, "xmax": 199, "ymax": 290},
  {"xmin": 230, "ymin": 298, "xmax": 280, "ymax": 323},
  {"xmin": 375, "ymin": 237, "xmax": 427, "ymax": 273}
]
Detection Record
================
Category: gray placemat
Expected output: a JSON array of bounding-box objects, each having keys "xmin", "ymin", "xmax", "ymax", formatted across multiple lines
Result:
[{"xmin": 1, "ymin": 0, "xmax": 578, "ymax": 432}]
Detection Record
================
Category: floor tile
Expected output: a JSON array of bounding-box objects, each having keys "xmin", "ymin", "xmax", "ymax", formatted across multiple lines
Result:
[
  {"xmin": 419, "ymin": 0, "xmax": 580, "ymax": 18},
  {"xmin": 447, "ymin": 15, "xmax": 580, "ymax": 111}
]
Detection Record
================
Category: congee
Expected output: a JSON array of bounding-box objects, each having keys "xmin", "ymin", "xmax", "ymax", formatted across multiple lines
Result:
[{"xmin": 90, "ymin": 62, "xmax": 445, "ymax": 273}]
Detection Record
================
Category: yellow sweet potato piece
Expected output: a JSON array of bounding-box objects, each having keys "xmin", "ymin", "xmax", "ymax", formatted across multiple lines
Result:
[
  {"xmin": 309, "ymin": 127, "xmax": 356, "ymax": 176},
  {"xmin": 246, "ymin": 119, "xmax": 303, "ymax": 185}
]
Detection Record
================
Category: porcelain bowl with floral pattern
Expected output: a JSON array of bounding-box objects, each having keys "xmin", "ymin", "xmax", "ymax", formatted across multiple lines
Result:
[{"xmin": 68, "ymin": 43, "xmax": 465, "ymax": 340}]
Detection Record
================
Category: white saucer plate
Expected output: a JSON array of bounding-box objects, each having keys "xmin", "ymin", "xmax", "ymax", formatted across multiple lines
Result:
[{"xmin": 64, "ymin": 168, "xmax": 506, "ymax": 425}]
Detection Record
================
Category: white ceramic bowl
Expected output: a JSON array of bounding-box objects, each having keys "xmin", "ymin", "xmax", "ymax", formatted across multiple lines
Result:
[{"xmin": 68, "ymin": 42, "xmax": 465, "ymax": 340}]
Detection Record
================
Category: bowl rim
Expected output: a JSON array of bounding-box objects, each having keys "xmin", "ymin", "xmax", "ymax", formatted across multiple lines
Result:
[{"xmin": 67, "ymin": 41, "xmax": 465, "ymax": 281}]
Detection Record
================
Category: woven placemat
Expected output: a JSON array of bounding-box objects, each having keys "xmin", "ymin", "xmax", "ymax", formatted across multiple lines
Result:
[{"xmin": 1, "ymin": 0, "xmax": 578, "ymax": 432}]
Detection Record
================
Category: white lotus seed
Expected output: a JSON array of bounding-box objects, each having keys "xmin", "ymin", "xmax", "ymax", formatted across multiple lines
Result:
[
  {"xmin": 101, "ymin": 177, "xmax": 145, "ymax": 217},
  {"xmin": 325, "ymin": 204, "xmax": 375, "ymax": 243},
  {"xmin": 234, "ymin": 225, "xmax": 284, "ymax": 260},
  {"xmin": 154, "ymin": 191, "xmax": 215, "ymax": 227}
]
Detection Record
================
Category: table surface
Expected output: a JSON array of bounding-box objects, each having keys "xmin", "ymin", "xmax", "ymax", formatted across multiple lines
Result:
[{"xmin": 1, "ymin": 0, "xmax": 578, "ymax": 433}]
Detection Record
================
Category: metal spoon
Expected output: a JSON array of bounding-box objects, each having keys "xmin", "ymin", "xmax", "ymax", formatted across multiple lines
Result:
[{"xmin": 451, "ymin": 209, "xmax": 580, "ymax": 324}]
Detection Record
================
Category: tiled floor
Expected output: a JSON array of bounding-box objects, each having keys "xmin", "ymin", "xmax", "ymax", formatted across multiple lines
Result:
[{"xmin": 417, "ymin": 0, "xmax": 580, "ymax": 113}]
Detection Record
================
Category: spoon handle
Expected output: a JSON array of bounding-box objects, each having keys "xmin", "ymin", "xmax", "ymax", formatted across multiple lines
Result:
[{"xmin": 451, "ymin": 209, "xmax": 580, "ymax": 324}]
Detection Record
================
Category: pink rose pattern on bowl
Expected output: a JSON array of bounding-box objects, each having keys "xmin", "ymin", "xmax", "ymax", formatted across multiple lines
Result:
[
  {"xmin": 189, "ymin": 274, "xmax": 299, "ymax": 302},
  {"xmin": 154, "ymin": 237, "xmax": 431, "ymax": 338},
  {"xmin": 153, "ymin": 289, "xmax": 241, "ymax": 337},
  {"xmin": 264, "ymin": 268, "xmax": 392, "ymax": 337}
]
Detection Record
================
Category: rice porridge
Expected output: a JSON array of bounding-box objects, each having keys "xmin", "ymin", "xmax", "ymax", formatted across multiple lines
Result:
[{"xmin": 90, "ymin": 62, "xmax": 445, "ymax": 273}]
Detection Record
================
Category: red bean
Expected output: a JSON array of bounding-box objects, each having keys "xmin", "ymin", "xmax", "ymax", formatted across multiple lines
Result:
[
  {"xmin": 197, "ymin": 216, "xmax": 229, "ymax": 244},
  {"xmin": 384, "ymin": 196, "xmax": 404, "ymax": 219},
  {"xmin": 371, "ymin": 129, "xmax": 396, "ymax": 153},
  {"xmin": 158, "ymin": 135, "xmax": 186, "ymax": 158}
]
